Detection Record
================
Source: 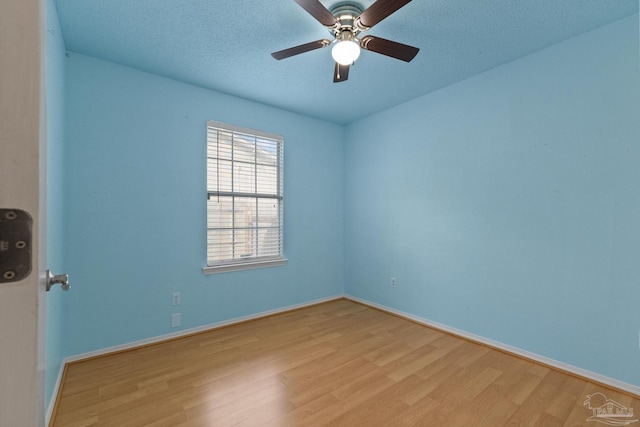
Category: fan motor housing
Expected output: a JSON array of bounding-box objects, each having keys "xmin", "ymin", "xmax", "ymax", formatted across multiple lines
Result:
[{"xmin": 329, "ymin": 2, "xmax": 364, "ymax": 35}]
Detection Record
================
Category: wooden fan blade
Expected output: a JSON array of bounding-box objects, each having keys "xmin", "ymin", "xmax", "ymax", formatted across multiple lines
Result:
[
  {"xmin": 356, "ymin": 0, "xmax": 412, "ymax": 29},
  {"xmin": 333, "ymin": 63, "xmax": 350, "ymax": 83},
  {"xmin": 360, "ymin": 35, "xmax": 419, "ymax": 62},
  {"xmin": 294, "ymin": 0, "xmax": 338, "ymax": 27},
  {"xmin": 271, "ymin": 39, "xmax": 331, "ymax": 60}
]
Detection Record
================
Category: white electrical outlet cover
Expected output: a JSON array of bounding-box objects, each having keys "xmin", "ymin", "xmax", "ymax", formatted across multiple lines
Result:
[{"xmin": 172, "ymin": 313, "xmax": 181, "ymax": 328}]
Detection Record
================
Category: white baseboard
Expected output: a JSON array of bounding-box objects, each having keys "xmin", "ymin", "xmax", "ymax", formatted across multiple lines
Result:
[
  {"xmin": 45, "ymin": 294, "xmax": 344, "ymax": 425},
  {"xmin": 45, "ymin": 360, "xmax": 66, "ymax": 426},
  {"xmin": 344, "ymin": 294, "xmax": 640, "ymax": 397},
  {"xmin": 63, "ymin": 294, "xmax": 343, "ymax": 363}
]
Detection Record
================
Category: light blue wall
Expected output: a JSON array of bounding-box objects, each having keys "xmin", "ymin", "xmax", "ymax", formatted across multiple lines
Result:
[
  {"xmin": 345, "ymin": 15, "xmax": 640, "ymax": 386},
  {"xmin": 45, "ymin": 0, "xmax": 67, "ymax": 407},
  {"xmin": 62, "ymin": 54, "xmax": 344, "ymax": 356}
]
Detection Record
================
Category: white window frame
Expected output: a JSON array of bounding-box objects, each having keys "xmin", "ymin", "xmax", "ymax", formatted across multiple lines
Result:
[{"xmin": 203, "ymin": 120, "xmax": 286, "ymax": 274}]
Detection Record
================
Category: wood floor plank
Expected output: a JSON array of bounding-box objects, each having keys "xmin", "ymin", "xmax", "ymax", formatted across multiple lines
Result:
[
  {"xmin": 388, "ymin": 395, "xmax": 441, "ymax": 426},
  {"xmin": 51, "ymin": 299, "xmax": 640, "ymax": 426}
]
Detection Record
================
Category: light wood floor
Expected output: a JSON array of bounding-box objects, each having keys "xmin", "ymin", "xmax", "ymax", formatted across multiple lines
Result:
[{"xmin": 52, "ymin": 299, "xmax": 640, "ymax": 426}]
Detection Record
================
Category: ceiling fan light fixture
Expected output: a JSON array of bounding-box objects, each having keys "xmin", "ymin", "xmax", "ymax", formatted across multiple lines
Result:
[
  {"xmin": 272, "ymin": 0, "xmax": 420, "ymax": 82},
  {"xmin": 331, "ymin": 38, "xmax": 360, "ymax": 65}
]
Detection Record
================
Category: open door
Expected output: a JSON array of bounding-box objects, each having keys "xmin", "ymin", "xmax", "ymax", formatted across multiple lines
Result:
[{"xmin": 0, "ymin": 0, "xmax": 47, "ymax": 424}]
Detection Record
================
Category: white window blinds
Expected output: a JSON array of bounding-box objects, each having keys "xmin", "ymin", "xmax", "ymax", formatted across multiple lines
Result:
[{"xmin": 206, "ymin": 121, "xmax": 284, "ymax": 270}]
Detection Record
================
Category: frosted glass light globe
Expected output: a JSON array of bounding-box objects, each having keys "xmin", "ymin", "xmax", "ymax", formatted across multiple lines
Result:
[{"xmin": 331, "ymin": 40, "xmax": 361, "ymax": 66}]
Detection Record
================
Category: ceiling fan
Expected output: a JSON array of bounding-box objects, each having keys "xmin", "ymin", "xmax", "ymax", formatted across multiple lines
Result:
[{"xmin": 271, "ymin": 0, "xmax": 419, "ymax": 82}]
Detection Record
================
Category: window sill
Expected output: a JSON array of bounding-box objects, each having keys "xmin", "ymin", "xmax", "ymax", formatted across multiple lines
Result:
[{"xmin": 202, "ymin": 258, "xmax": 288, "ymax": 275}]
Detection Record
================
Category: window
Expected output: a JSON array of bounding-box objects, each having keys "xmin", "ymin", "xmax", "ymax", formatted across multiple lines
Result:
[{"xmin": 203, "ymin": 121, "xmax": 285, "ymax": 274}]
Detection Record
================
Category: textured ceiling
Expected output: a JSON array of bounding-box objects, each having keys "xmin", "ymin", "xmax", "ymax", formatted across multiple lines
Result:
[{"xmin": 53, "ymin": 0, "xmax": 638, "ymax": 124}]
